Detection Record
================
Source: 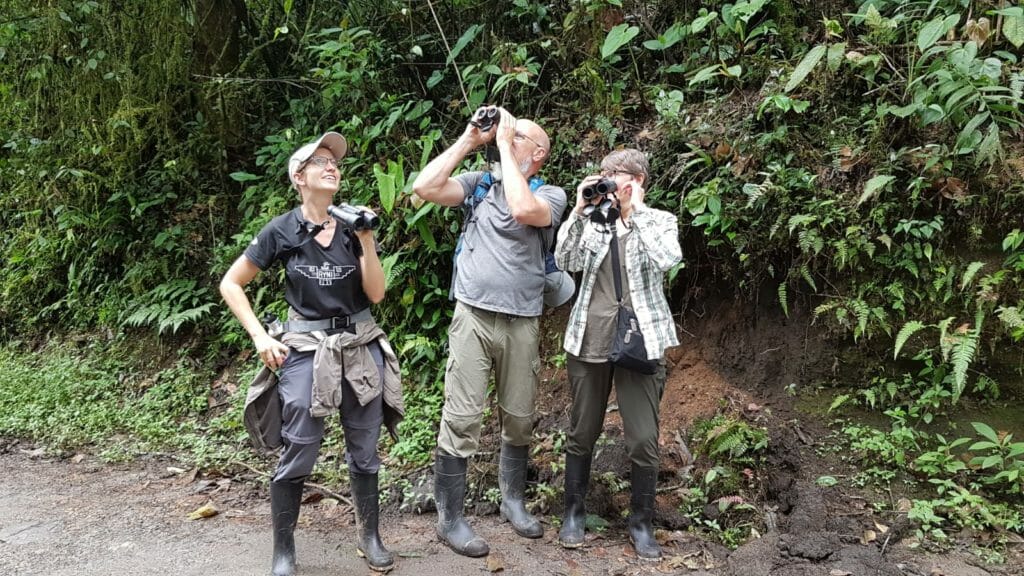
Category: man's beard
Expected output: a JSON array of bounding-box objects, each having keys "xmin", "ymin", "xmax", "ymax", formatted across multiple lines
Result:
[{"xmin": 518, "ymin": 158, "xmax": 532, "ymax": 175}]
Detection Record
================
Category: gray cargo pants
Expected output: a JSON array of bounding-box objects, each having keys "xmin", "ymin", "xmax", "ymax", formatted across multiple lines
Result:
[{"xmin": 272, "ymin": 341, "xmax": 385, "ymax": 482}]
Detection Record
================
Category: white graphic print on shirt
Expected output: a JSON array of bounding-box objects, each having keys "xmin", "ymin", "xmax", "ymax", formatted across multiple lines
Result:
[{"xmin": 294, "ymin": 262, "xmax": 356, "ymax": 286}]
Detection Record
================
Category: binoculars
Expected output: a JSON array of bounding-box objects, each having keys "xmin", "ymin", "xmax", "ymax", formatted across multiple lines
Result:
[
  {"xmin": 328, "ymin": 203, "xmax": 380, "ymax": 231},
  {"xmin": 583, "ymin": 198, "xmax": 619, "ymax": 224},
  {"xmin": 470, "ymin": 106, "xmax": 499, "ymax": 132},
  {"xmin": 581, "ymin": 177, "xmax": 617, "ymax": 201}
]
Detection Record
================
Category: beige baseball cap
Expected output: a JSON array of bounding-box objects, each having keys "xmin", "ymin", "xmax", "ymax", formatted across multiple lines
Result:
[{"xmin": 287, "ymin": 131, "xmax": 347, "ymax": 187}]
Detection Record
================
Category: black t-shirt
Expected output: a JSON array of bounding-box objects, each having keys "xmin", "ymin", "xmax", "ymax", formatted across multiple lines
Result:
[{"xmin": 244, "ymin": 207, "xmax": 373, "ymax": 320}]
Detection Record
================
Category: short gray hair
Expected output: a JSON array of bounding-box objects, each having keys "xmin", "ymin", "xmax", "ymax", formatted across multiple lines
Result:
[{"xmin": 601, "ymin": 149, "xmax": 649, "ymax": 184}]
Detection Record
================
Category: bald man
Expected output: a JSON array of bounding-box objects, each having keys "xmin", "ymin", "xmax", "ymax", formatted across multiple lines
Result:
[{"xmin": 412, "ymin": 107, "xmax": 567, "ymax": 557}]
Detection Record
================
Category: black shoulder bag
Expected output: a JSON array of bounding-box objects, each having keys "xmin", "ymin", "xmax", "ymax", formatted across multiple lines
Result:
[{"xmin": 607, "ymin": 223, "xmax": 660, "ymax": 375}]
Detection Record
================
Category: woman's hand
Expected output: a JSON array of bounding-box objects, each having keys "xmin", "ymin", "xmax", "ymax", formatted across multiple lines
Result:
[
  {"xmin": 254, "ymin": 333, "xmax": 289, "ymax": 369},
  {"xmin": 575, "ymin": 174, "xmax": 602, "ymax": 214},
  {"xmin": 352, "ymin": 205, "xmax": 377, "ymax": 242}
]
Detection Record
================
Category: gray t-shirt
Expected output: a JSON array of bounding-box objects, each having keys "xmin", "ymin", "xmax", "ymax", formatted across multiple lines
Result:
[
  {"xmin": 579, "ymin": 228, "xmax": 632, "ymax": 362},
  {"xmin": 453, "ymin": 171, "xmax": 567, "ymax": 317}
]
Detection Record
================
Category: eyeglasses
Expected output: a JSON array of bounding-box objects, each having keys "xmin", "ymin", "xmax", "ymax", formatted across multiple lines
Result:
[
  {"xmin": 600, "ymin": 169, "xmax": 634, "ymax": 178},
  {"xmin": 513, "ymin": 132, "xmax": 544, "ymax": 149},
  {"xmin": 303, "ymin": 156, "xmax": 339, "ymax": 169}
]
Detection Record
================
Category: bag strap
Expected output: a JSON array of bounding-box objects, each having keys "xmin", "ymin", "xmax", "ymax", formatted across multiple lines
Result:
[{"xmin": 609, "ymin": 221, "xmax": 624, "ymax": 304}]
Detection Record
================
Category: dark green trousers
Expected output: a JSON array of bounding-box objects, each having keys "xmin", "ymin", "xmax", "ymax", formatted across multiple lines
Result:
[{"xmin": 565, "ymin": 356, "xmax": 666, "ymax": 469}]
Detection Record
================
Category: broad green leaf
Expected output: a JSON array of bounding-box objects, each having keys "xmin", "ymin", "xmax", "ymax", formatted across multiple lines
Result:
[
  {"xmin": 643, "ymin": 22, "xmax": 687, "ymax": 50},
  {"xmin": 979, "ymin": 454, "xmax": 1001, "ymax": 468},
  {"xmin": 784, "ymin": 44, "xmax": 827, "ymax": 92},
  {"xmin": 691, "ymin": 11, "xmax": 718, "ymax": 34},
  {"xmin": 601, "ymin": 24, "xmax": 640, "ymax": 59},
  {"xmin": 447, "ymin": 24, "xmax": 482, "ymax": 65},
  {"xmin": 972, "ymin": 421, "xmax": 1000, "ymax": 444},
  {"xmin": 426, "ymin": 69, "xmax": 445, "ymax": 89},
  {"xmin": 918, "ymin": 14, "xmax": 960, "ymax": 52},
  {"xmin": 886, "ymin": 103, "xmax": 920, "ymax": 118},
  {"xmin": 955, "ymin": 111, "xmax": 990, "ymax": 154},
  {"xmin": 826, "ymin": 42, "xmax": 846, "ymax": 72},
  {"xmin": 374, "ymin": 163, "xmax": 396, "ymax": 214},
  {"xmin": 976, "ymin": 119, "xmax": 1006, "ymax": 163},
  {"xmin": 979, "ymin": 57, "xmax": 1002, "ymax": 81},
  {"xmin": 689, "ymin": 64, "xmax": 721, "ymax": 86},
  {"xmin": 414, "ymin": 220, "xmax": 436, "ymax": 251},
  {"xmin": 229, "ymin": 171, "xmax": 261, "ymax": 182},
  {"xmin": 1004, "ymin": 14, "xmax": 1024, "ymax": 48},
  {"xmin": 990, "ymin": 6, "xmax": 1024, "ymax": 17},
  {"xmin": 858, "ymin": 175, "xmax": 895, "ymax": 206}
]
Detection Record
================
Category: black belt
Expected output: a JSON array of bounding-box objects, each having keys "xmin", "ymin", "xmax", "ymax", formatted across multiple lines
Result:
[{"xmin": 267, "ymin": 308, "xmax": 372, "ymax": 337}]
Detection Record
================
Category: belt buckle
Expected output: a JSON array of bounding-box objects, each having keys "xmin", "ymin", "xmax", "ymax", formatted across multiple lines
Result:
[{"xmin": 330, "ymin": 316, "xmax": 349, "ymax": 330}]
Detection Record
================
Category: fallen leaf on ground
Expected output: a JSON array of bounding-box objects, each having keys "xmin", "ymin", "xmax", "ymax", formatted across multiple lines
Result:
[
  {"xmin": 486, "ymin": 551, "xmax": 505, "ymax": 572},
  {"xmin": 187, "ymin": 503, "xmax": 218, "ymax": 520},
  {"xmin": 861, "ymin": 529, "xmax": 877, "ymax": 544}
]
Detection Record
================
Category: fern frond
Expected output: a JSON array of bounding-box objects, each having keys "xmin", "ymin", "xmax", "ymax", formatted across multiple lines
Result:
[
  {"xmin": 950, "ymin": 331, "xmax": 978, "ymax": 404},
  {"xmin": 894, "ymin": 320, "xmax": 927, "ymax": 359},
  {"xmin": 778, "ymin": 282, "xmax": 789, "ymax": 318},
  {"xmin": 960, "ymin": 261, "xmax": 986, "ymax": 291},
  {"xmin": 996, "ymin": 306, "xmax": 1023, "ymax": 328},
  {"xmin": 834, "ymin": 240, "xmax": 849, "ymax": 270},
  {"xmin": 937, "ymin": 316, "xmax": 955, "ymax": 361},
  {"xmin": 800, "ymin": 263, "xmax": 817, "ymax": 292},
  {"xmin": 850, "ymin": 299, "xmax": 870, "ymax": 340}
]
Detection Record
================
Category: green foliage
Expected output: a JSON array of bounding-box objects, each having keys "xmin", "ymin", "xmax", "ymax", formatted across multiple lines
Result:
[
  {"xmin": 692, "ymin": 414, "xmax": 769, "ymax": 464},
  {"xmin": 0, "ymin": 341, "xmax": 245, "ymax": 467},
  {"xmin": 123, "ymin": 280, "xmax": 215, "ymax": 335},
  {"xmin": 967, "ymin": 422, "xmax": 1024, "ymax": 493},
  {"xmin": 0, "ymin": 0, "xmax": 1022, "ymax": 525}
]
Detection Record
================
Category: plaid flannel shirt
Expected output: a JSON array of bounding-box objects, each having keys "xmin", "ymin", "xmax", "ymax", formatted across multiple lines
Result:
[{"xmin": 555, "ymin": 205, "xmax": 682, "ymax": 360}]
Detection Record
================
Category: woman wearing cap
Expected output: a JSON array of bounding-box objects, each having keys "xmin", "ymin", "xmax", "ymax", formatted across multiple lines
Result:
[
  {"xmin": 220, "ymin": 132, "xmax": 403, "ymax": 574},
  {"xmin": 553, "ymin": 149, "xmax": 681, "ymax": 560}
]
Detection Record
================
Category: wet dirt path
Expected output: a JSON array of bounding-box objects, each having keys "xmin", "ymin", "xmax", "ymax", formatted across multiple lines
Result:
[{"xmin": 0, "ymin": 452, "xmax": 681, "ymax": 576}]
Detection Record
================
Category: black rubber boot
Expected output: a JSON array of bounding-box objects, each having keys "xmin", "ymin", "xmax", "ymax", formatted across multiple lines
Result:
[
  {"xmin": 498, "ymin": 443, "xmax": 543, "ymax": 538},
  {"xmin": 434, "ymin": 452, "xmax": 490, "ymax": 557},
  {"xmin": 558, "ymin": 453, "xmax": 592, "ymax": 548},
  {"xmin": 350, "ymin": 471, "xmax": 395, "ymax": 573},
  {"xmin": 269, "ymin": 479, "xmax": 304, "ymax": 576},
  {"xmin": 627, "ymin": 465, "xmax": 661, "ymax": 561}
]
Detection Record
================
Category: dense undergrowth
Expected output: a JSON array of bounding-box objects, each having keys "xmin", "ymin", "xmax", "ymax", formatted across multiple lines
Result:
[{"xmin": 1, "ymin": 0, "xmax": 1023, "ymax": 551}]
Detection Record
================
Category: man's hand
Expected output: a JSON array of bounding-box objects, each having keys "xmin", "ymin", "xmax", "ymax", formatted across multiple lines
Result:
[{"xmin": 494, "ymin": 107, "xmax": 517, "ymax": 150}]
